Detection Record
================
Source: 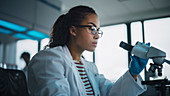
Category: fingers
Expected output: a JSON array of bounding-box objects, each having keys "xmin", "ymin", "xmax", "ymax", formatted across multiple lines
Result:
[
  {"xmin": 140, "ymin": 42, "xmax": 150, "ymax": 46},
  {"xmin": 146, "ymin": 42, "xmax": 150, "ymax": 46}
]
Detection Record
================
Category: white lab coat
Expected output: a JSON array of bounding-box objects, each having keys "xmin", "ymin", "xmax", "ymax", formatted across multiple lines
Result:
[{"xmin": 28, "ymin": 45, "xmax": 146, "ymax": 96}]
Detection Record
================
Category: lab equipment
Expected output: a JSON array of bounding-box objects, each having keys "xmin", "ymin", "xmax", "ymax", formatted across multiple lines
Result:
[
  {"xmin": 119, "ymin": 41, "xmax": 170, "ymax": 96},
  {"xmin": 141, "ymin": 78, "xmax": 170, "ymax": 96},
  {"xmin": 119, "ymin": 41, "xmax": 170, "ymax": 76}
]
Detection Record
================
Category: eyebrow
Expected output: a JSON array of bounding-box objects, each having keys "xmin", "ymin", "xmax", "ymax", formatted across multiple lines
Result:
[{"xmin": 88, "ymin": 22, "xmax": 97, "ymax": 27}]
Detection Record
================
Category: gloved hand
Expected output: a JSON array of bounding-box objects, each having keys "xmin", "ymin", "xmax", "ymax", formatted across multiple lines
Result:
[{"xmin": 129, "ymin": 43, "xmax": 150, "ymax": 75}]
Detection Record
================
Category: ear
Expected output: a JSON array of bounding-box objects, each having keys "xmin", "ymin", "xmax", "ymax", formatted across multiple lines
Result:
[{"xmin": 69, "ymin": 26, "xmax": 77, "ymax": 36}]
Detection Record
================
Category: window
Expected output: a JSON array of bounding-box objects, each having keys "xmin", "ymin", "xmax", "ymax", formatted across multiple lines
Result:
[
  {"xmin": 144, "ymin": 17, "xmax": 170, "ymax": 79},
  {"xmin": 95, "ymin": 24, "xmax": 128, "ymax": 81},
  {"xmin": 131, "ymin": 21, "xmax": 143, "ymax": 45},
  {"xmin": 83, "ymin": 51, "xmax": 93, "ymax": 62},
  {"xmin": 0, "ymin": 41, "xmax": 2, "ymax": 67},
  {"xmin": 40, "ymin": 38, "xmax": 50, "ymax": 50},
  {"xmin": 16, "ymin": 39, "xmax": 38, "ymax": 70}
]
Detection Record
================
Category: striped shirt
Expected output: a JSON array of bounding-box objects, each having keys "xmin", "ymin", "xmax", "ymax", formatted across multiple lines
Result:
[{"xmin": 74, "ymin": 61, "xmax": 95, "ymax": 96}]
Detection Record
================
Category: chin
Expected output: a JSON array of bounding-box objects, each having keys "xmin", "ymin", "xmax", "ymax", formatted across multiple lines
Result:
[{"xmin": 87, "ymin": 48, "xmax": 96, "ymax": 52}]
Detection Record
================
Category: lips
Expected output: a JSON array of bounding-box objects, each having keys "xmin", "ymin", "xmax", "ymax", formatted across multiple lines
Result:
[
  {"xmin": 92, "ymin": 42, "xmax": 97, "ymax": 46},
  {"xmin": 92, "ymin": 42, "xmax": 97, "ymax": 44}
]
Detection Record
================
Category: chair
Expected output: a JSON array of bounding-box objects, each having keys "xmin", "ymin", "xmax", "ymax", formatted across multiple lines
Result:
[{"xmin": 0, "ymin": 68, "xmax": 29, "ymax": 96}]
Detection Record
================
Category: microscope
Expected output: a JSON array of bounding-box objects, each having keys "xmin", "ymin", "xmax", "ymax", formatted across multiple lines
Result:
[{"xmin": 119, "ymin": 41, "xmax": 170, "ymax": 96}]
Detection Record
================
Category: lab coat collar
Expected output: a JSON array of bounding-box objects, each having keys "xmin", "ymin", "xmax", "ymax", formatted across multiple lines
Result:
[
  {"xmin": 62, "ymin": 45, "xmax": 73, "ymax": 60},
  {"xmin": 62, "ymin": 45, "xmax": 84, "ymax": 62}
]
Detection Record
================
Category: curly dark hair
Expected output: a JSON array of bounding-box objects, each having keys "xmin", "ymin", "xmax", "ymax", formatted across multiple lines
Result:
[{"xmin": 48, "ymin": 5, "xmax": 97, "ymax": 48}]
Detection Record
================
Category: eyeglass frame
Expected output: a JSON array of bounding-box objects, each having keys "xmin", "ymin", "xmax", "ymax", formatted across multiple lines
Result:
[{"xmin": 73, "ymin": 25, "xmax": 103, "ymax": 38}]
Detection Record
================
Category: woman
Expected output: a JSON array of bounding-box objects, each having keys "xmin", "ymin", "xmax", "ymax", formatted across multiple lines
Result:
[{"xmin": 28, "ymin": 5, "xmax": 148, "ymax": 96}]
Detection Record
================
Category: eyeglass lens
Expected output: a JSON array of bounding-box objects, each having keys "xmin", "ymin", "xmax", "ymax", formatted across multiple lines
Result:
[{"xmin": 90, "ymin": 26, "xmax": 103, "ymax": 38}]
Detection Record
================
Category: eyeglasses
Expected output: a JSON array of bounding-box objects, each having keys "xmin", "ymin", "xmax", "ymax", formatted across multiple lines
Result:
[{"xmin": 74, "ymin": 25, "xmax": 103, "ymax": 38}]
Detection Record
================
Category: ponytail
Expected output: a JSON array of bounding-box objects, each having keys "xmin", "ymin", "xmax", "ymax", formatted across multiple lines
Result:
[{"xmin": 49, "ymin": 14, "xmax": 71, "ymax": 47}]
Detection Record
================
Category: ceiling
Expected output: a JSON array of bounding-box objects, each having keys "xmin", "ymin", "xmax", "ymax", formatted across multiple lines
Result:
[
  {"xmin": 0, "ymin": 0, "xmax": 170, "ymax": 36},
  {"xmin": 60, "ymin": 0, "xmax": 170, "ymax": 26}
]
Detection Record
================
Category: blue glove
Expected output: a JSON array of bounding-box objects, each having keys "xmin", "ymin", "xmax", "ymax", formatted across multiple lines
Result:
[{"xmin": 129, "ymin": 43, "xmax": 150, "ymax": 75}]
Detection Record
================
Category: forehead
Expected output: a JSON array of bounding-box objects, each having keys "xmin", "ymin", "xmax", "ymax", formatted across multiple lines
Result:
[{"xmin": 80, "ymin": 14, "xmax": 99, "ymax": 27}]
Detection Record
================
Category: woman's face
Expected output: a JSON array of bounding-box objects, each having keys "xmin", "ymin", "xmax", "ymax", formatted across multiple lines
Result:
[{"xmin": 73, "ymin": 14, "xmax": 100, "ymax": 52}]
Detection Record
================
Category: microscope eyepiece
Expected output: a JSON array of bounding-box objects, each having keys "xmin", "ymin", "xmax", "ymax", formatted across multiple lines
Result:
[{"xmin": 119, "ymin": 41, "xmax": 133, "ymax": 52}]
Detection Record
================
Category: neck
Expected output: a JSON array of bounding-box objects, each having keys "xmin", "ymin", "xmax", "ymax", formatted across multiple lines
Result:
[
  {"xmin": 26, "ymin": 60, "xmax": 29, "ymax": 67},
  {"xmin": 67, "ymin": 44, "xmax": 84, "ymax": 62}
]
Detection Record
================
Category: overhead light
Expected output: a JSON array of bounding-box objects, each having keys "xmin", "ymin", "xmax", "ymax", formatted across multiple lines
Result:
[
  {"xmin": 27, "ymin": 30, "xmax": 49, "ymax": 39},
  {"xmin": 13, "ymin": 33, "xmax": 35, "ymax": 40},
  {"xmin": 0, "ymin": 28, "xmax": 12, "ymax": 34},
  {"xmin": 0, "ymin": 20, "xmax": 27, "ymax": 32}
]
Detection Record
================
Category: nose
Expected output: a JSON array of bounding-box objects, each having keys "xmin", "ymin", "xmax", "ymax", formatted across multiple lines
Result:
[{"xmin": 94, "ymin": 33, "xmax": 99, "ymax": 39}]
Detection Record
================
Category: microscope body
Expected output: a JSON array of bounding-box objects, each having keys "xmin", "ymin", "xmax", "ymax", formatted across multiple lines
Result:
[
  {"xmin": 131, "ymin": 42, "xmax": 167, "ymax": 76},
  {"xmin": 131, "ymin": 42, "xmax": 166, "ymax": 65}
]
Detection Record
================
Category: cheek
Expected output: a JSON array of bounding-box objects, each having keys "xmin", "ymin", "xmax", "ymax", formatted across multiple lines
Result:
[
  {"xmin": 78, "ymin": 34, "xmax": 91, "ymax": 44},
  {"xmin": 76, "ymin": 33, "xmax": 93, "ymax": 47}
]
